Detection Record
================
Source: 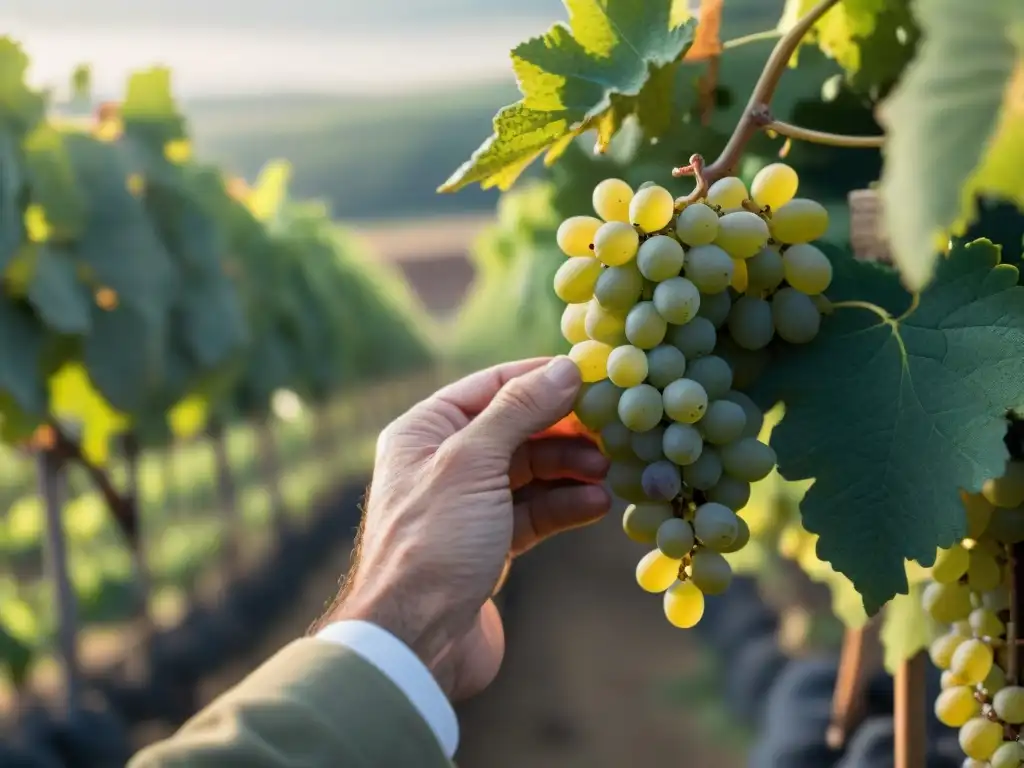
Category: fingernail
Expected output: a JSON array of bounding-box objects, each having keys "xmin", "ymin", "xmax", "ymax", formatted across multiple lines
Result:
[
  {"xmin": 578, "ymin": 449, "xmax": 610, "ymax": 476},
  {"xmin": 544, "ymin": 356, "xmax": 580, "ymax": 389}
]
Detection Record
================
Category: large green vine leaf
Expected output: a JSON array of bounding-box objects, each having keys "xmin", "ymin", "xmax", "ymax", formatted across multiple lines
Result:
[
  {"xmin": 753, "ymin": 240, "xmax": 1024, "ymax": 614},
  {"xmin": 440, "ymin": 0, "xmax": 695, "ymax": 193},
  {"xmin": 879, "ymin": 0, "xmax": 1024, "ymax": 291}
]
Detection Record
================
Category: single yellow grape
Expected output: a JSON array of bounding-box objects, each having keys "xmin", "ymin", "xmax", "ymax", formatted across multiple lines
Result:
[
  {"xmin": 934, "ymin": 685, "xmax": 980, "ymax": 727},
  {"xmin": 782, "ymin": 243, "xmax": 833, "ymax": 294},
  {"xmin": 629, "ymin": 185, "xmax": 675, "ymax": 234},
  {"xmin": 770, "ymin": 198, "xmax": 829, "ymax": 244},
  {"xmin": 750, "ymin": 162, "xmax": 799, "ymax": 210},
  {"xmin": 950, "ymin": 638, "xmax": 994, "ymax": 685},
  {"xmin": 929, "ymin": 632, "xmax": 967, "ymax": 670},
  {"xmin": 714, "ymin": 211, "xmax": 770, "ymax": 260},
  {"xmin": 922, "ymin": 580, "xmax": 973, "ymax": 623},
  {"xmin": 560, "ymin": 303, "xmax": 589, "ymax": 344},
  {"xmin": 636, "ymin": 549, "xmax": 682, "ymax": 593},
  {"xmin": 556, "ymin": 215, "xmax": 603, "ymax": 257},
  {"xmin": 706, "ymin": 177, "xmax": 748, "ymax": 210},
  {"xmin": 959, "ymin": 717, "xmax": 1004, "ymax": 761},
  {"xmin": 993, "ymin": 686, "xmax": 1024, "ymax": 724},
  {"xmin": 932, "ymin": 543, "xmax": 970, "ymax": 583},
  {"xmin": 675, "ymin": 202, "xmax": 719, "ymax": 246},
  {"xmin": 970, "ymin": 607, "xmax": 1006, "ymax": 639},
  {"xmin": 990, "ymin": 740, "xmax": 1024, "ymax": 768},
  {"xmin": 730, "ymin": 257, "xmax": 749, "ymax": 292},
  {"xmin": 593, "ymin": 178, "xmax": 633, "ymax": 223},
  {"xmin": 553, "ymin": 256, "xmax": 603, "ymax": 303},
  {"xmin": 568, "ymin": 340, "xmax": 613, "ymax": 383},
  {"xmin": 983, "ymin": 460, "xmax": 1024, "ymax": 508},
  {"xmin": 594, "ymin": 221, "xmax": 640, "ymax": 266},
  {"xmin": 663, "ymin": 579, "xmax": 705, "ymax": 628},
  {"xmin": 607, "ymin": 345, "xmax": 649, "ymax": 388},
  {"xmin": 941, "ymin": 669, "xmax": 969, "ymax": 689}
]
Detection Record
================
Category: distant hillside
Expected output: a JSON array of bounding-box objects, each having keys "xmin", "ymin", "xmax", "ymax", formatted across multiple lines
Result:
[{"xmin": 188, "ymin": 82, "xmax": 520, "ymax": 222}]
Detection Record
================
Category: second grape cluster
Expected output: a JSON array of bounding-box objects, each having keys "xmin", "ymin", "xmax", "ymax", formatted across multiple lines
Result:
[{"xmin": 553, "ymin": 162, "xmax": 833, "ymax": 629}]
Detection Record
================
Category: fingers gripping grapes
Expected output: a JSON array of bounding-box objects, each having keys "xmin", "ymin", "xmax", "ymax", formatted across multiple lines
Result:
[{"xmin": 554, "ymin": 163, "xmax": 832, "ymax": 629}]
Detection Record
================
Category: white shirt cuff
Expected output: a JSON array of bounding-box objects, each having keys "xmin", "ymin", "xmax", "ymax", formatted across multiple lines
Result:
[{"xmin": 315, "ymin": 620, "xmax": 459, "ymax": 759}]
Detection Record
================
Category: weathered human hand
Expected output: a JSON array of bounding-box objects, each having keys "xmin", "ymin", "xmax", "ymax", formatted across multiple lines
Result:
[{"xmin": 319, "ymin": 357, "xmax": 610, "ymax": 700}]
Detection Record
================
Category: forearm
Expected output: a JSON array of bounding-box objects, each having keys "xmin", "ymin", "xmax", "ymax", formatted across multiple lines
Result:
[{"xmin": 129, "ymin": 633, "xmax": 456, "ymax": 768}]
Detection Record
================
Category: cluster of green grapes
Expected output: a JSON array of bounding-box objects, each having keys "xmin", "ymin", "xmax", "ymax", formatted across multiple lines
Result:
[
  {"xmin": 552, "ymin": 162, "xmax": 833, "ymax": 629},
  {"xmin": 926, "ymin": 459, "xmax": 1024, "ymax": 766}
]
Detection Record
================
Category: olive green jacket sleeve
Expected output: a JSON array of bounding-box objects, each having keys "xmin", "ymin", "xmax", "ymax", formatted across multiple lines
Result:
[{"xmin": 128, "ymin": 638, "xmax": 454, "ymax": 768}]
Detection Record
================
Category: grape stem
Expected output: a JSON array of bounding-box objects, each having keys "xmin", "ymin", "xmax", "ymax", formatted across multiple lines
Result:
[
  {"xmin": 672, "ymin": 0, "xmax": 886, "ymax": 205},
  {"xmin": 754, "ymin": 110, "xmax": 886, "ymax": 149}
]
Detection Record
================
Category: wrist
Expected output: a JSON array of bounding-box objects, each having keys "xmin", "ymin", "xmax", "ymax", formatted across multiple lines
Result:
[{"xmin": 327, "ymin": 571, "xmax": 456, "ymax": 693}]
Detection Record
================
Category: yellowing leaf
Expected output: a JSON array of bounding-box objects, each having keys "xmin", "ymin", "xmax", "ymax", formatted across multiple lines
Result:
[
  {"xmin": 168, "ymin": 394, "xmax": 209, "ymax": 439},
  {"xmin": 164, "ymin": 139, "xmax": 192, "ymax": 164},
  {"xmin": 49, "ymin": 363, "xmax": 129, "ymax": 465},
  {"xmin": 684, "ymin": 0, "xmax": 723, "ymax": 61},
  {"xmin": 880, "ymin": 584, "xmax": 937, "ymax": 673},
  {"xmin": 247, "ymin": 160, "xmax": 292, "ymax": 222},
  {"xmin": 441, "ymin": 0, "xmax": 695, "ymax": 192},
  {"xmin": 24, "ymin": 205, "xmax": 50, "ymax": 242}
]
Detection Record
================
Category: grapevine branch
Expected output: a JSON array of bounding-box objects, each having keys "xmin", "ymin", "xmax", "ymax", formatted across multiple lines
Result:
[
  {"xmin": 672, "ymin": 0, "xmax": 885, "ymax": 206},
  {"xmin": 52, "ymin": 425, "xmax": 139, "ymax": 547}
]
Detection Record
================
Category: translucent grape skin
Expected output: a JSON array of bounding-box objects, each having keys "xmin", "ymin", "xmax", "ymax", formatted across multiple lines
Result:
[
  {"xmin": 714, "ymin": 210, "xmax": 770, "ymax": 260},
  {"xmin": 720, "ymin": 437, "xmax": 776, "ymax": 482},
  {"xmin": 646, "ymin": 344, "xmax": 688, "ymax": 389},
  {"xmin": 932, "ymin": 544, "xmax": 970, "ymax": 584},
  {"xmin": 683, "ymin": 448, "xmax": 723, "ymax": 490},
  {"xmin": 663, "ymin": 579, "xmax": 705, "ymax": 629},
  {"xmin": 662, "ymin": 378, "xmax": 709, "ymax": 424},
  {"xmin": 622, "ymin": 502, "xmax": 674, "ymax": 544},
  {"xmin": 689, "ymin": 549, "xmax": 733, "ymax": 595},
  {"xmin": 959, "ymin": 717, "xmax": 1003, "ymax": 761},
  {"xmin": 727, "ymin": 296, "xmax": 775, "ymax": 351},
  {"xmin": 685, "ymin": 355, "xmax": 733, "ymax": 400},
  {"xmin": 642, "ymin": 461, "xmax": 682, "ymax": 501},
  {"xmin": 934, "ymin": 686, "xmax": 980, "ymax": 728},
  {"xmin": 685, "ymin": 244, "xmax": 735, "ymax": 295},
  {"xmin": 630, "ymin": 185, "xmax": 676, "ymax": 233},
  {"xmin": 745, "ymin": 246, "xmax": 785, "ymax": 292},
  {"xmin": 608, "ymin": 460, "xmax": 647, "ymax": 502},
  {"xmin": 770, "ymin": 198, "xmax": 830, "ymax": 244},
  {"xmin": 569, "ymin": 339, "xmax": 613, "ymax": 382},
  {"xmin": 720, "ymin": 515, "xmax": 750, "ymax": 553},
  {"xmin": 707, "ymin": 475, "xmax": 751, "ymax": 511},
  {"xmin": 554, "ymin": 256, "xmax": 603, "ymax": 303},
  {"xmin": 696, "ymin": 289, "xmax": 732, "ymax": 328},
  {"xmin": 617, "ymin": 384, "xmax": 664, "ymax": 433},
  {"xmin": 625, "ymin": 301, "xmax": 669, "ymax": 349},
  {"xmin": 657, "ymin": 517, "xmax": 695, "ymax": 559},
  {"xmin": 593, "ymin": 178, "xmax": 633, "ymax": 223},
  {"xmin": 663, "ymin": 422, "xmax": 704, "ymax": 466},
  {"xmin": 556, "ymin": 215, "xmax": 603, "ymax": 257},
  {"xmin": 636, "ymin": 549, "xmax": 682, "ymax": 593},
  {"xmin": 991, "ymin": 741, "xmax": 1024, "ymax": 768},
  {"xmin": 693, "ymin": 502, "xmax": 739, "ymax": 551},
  {"xmin": 699, "ymin": 400, "xmax": 748, "ymax": 445},
  {"xmin": 722, "ymin": 390, "xmax": 764, "ymax": 439},
  {"xmin": 922, "ymin": 580, "xmax": 973, "ymax": 624},
  {"xmin": 573, "ymin": 380, "xmax": 623, "ymax": 430},
  {"xmin": 675, "ymin": 202, "xmax": 719, "ymax": 246},
  {"xmin": 706, "ymin": 176, "xmax": 748, "ymax": 210},
  {"xmin": 637, "ymin": 235, "xmax": 686, "ymax": 282},
  {"xmin": 561, "ymin": 302, "xmax": 589, "ymax": 344},
  {"xmin": 631, "ymin": 425, "xmax": 666, "ymax": 462},
  {"xmin": 666, "ymin": 317, "xmax": 717, "ymax": 358},
  {"xmin": 993, "ymin": 686, "xmax": 1024, "ymax": 724},
  {"xmin": 950, "ymin": 638, "xmax": 994, "ymax": 685},
  {"xmin": 607, "ymin": 344, "xmax": 649, "ymax": 388},
  {"xmin": 653, "ymin": 277, "xmax": 701, "ymax": 324},
  {"xmin": 600, "ymin": 421, "xmax": 635, "ymax": 459},
  {"xmin": 750, "ymin": 162, "xmax": 799, "ymax": 210},
  {"xmin": 594, "ymin": 221, "xmax": 640, "ymax": 266},
  {"xmin": 771, "ymin": 287, "xmax": 821, "ymax": 344},
  {"xmin": 585, "ymin": 301, "xmax": 627, "ymax": 345},
  {"xmin": 782, "ymin": 243, "xmax": 833, "ymax": 295},
  {"xmin": 594, "ymin": 262, "xmax": 644, "ymax": 311}
]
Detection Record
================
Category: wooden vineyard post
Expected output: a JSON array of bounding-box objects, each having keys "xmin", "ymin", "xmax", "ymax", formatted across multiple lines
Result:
[
  {"xmin": 256, "ymin": 417, "xmax": 288, "ymax": 531},
  {"xmin": 209, "ymin": 421, "xmax": 241, "ymax": 571},
  {"xmin": 37, "ymin": 448, "xmax": 81, "ymax": 710},
  {"xmin": 850, "ymin": 189, "xmax": 927, "ymax": 767},
  {"xmin": 827, "ymin": 621, "xmax": 882, "ymax": 749}
]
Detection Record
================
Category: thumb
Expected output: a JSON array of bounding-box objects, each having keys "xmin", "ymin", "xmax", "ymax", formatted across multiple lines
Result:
[{"xmin": 467, "ymin": 356, "xmax": 582, "ymax": 454}]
